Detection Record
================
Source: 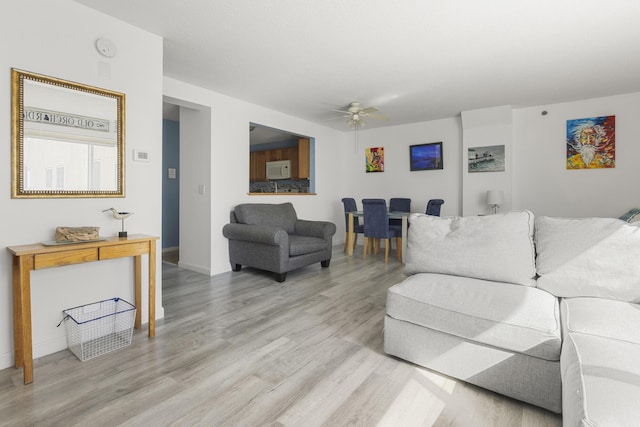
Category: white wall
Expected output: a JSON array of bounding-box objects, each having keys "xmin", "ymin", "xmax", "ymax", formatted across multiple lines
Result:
[
  {"xmin": 179, "ymin": 106, "xmax": 212, "ymax": 274},
  {"xmin": 343, "ymin": 118, "xmax": 463, "ymax": 222},
  {"xmin": 0, "ymin": 1, "xmax": 163, "ymax": 369},
  {"xmin": 513, "ymin": 92, "xmax": 640, "ymax": 217},
  {"xmin": 461, "ymin": 106, "xmax": 513, "ymax": 216},
  {"xmin": 163, "ymin": 77, "xmax": 349, "ymax": 275}
]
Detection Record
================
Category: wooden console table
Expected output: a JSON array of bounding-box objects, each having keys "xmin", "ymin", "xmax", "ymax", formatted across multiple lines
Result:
[{"xmin": 7, "ymin": 234, "xmax": 158, "ymax": 384}]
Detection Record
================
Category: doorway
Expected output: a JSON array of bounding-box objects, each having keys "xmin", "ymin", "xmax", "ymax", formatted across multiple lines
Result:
[
  {"xmin": 161, "ymin": 96, "xmax": 212, "ymax": 275},
  {"xmin": 162, "ymin": 102, "xmax": 180, "ymax": 265}
]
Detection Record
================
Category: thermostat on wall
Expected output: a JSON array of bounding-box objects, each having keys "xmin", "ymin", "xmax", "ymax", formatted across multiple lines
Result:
[{"xmin": 133, "ymin": 149, "xmax": 150, "ymax": 162}]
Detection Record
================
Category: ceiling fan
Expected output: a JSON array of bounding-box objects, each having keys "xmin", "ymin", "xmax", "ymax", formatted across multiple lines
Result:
[{"xmin": 328, "ymin": 101, "xmax": 389, "ymax": 128}]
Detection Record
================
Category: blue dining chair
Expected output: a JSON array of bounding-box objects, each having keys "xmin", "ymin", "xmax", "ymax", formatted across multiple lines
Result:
[
  {"xmin": 389, "ymin": 198, "xmax": 411, "ymax": 229},
  {"xmin": 341, "ymin": 197, "xmax": 364, "ymax": 253},
  {"xmin": 426, "ymin": 199, "xmax": 445, "ymax": 216},
  {"xmin": 362, "ymin": 199, "xmax": 401, "ymax": 263}
]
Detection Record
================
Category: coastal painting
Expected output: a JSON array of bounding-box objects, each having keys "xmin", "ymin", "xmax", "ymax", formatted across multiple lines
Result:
[
  {"xmin": 468, "ymin": 145, "xmax": 505, "ymax": 173},
  {"xmin": 410, "ymin": 142, "xmax": 443, "ymax": 171},
  {"xmin": 566, "ymin": 116, "xmax": 615, "ymax": 169},
  {"xmin": 365, "ymin": 147, "xmax": 384, "ymax": 173}
]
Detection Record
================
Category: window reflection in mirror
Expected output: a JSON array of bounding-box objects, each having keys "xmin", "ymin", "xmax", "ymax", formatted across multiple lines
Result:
[
  {"xmin": 11, "ymin": 69, "xmax": 124, "ymax": 198},
  {"xmin": 249, "ymin": 123, "xmax": 314, "ymax": 194}
]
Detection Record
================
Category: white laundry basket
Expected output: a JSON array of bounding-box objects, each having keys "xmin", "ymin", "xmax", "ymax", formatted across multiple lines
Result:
[{"xmin": 62, "ymin": 298, "xmax": 136, "ymax": 361}]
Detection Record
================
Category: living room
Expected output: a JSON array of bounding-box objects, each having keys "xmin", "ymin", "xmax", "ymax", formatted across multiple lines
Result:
[{"xmin": 2, "ymin": 1, "xmax": 639, "ymax": 425}]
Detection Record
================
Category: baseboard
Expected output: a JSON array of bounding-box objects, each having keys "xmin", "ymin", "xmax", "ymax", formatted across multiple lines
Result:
[
  {"xmin": 33, "ymin": 335, "xmax": 68, "ymax": 359},
  {"xmin": 0, "ymin": 352, "xmax": 12, "ymax": 371},
  {"xmin": 162, "ymin": 246, "xmax": 179, "ymax": 253},
  {"xmin": 177, "ymin": 261, "xmax": 211, "ymax": 276}
]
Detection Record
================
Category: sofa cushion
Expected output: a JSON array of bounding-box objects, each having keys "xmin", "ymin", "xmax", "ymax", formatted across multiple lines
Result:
[
  {"xmin": 405, "ymin": 210, "xmax": 536, "ymax": 286},
  {"xmin": 288, "ymin": 235, "xmax": 327, "ymax": 256},
  {"xmin": 561, "ymin": 333, "xmax": 640, "ymax": 426},
  {"xmin": 386, "ymin": 273, "xmax": 561, "ymax": 360},
  {"xmin": 535, "ymin": 216, "xmax": 640, "ymax": 302},
  {"xmin": 234, "ymin": 202, "xmax": 297, "ymax": 234},
  {"xmin": 561, "ymin": 297, "xmax": 640, "ymax": 345}
]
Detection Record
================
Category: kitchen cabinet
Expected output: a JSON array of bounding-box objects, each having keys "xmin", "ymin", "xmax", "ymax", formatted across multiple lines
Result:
[
  {"xmin": 250, "ymin": 139, "xmax": 309, "ymax": 182},
  {"xmin": 298, "ymin": 138, "xmax": 310, "ymax": 179},
  {"xmin": 250, "ymin": 151, "xmax": 267, "ymax": 182}
]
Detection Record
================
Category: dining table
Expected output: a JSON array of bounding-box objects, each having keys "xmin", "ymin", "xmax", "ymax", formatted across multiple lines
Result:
[{"xmin": 347, "ymin": 211, "xmax": 411, "ymax": 262}]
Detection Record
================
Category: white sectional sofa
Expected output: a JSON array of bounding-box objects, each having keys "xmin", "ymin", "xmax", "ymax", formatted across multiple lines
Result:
[{"xmin": 384, "ymin": 211, "xmax": 640, "ymax": 426}]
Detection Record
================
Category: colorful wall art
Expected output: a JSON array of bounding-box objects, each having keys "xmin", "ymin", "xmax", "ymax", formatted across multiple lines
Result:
[
  {"xmin": 468, "ymin": 145, "xmax": 505, "ymax": 173},
  {"xmin": 566, "ymin": 116, "xmax": 615, "ymax": 169},
  {"xmin": 365, "ymin": 147, "xmax": 384, "ymax": 173}
]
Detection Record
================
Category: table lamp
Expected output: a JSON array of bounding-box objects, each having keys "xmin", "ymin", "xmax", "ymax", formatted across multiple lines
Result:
[{"xmin": 487, "ymin": 190, "xmax": 504, "ymax": 214}]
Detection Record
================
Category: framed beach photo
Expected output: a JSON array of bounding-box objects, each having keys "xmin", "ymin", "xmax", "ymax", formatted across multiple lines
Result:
[
  {"xmin": 468, "ymin": 145, "xmax": 505, "ymax": 173},
  {"xmin": 409, "ymin": 142, "xmax": 443, "ymax": 171}
]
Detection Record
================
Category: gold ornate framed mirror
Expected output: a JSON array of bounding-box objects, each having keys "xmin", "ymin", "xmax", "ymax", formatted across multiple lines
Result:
[{"xmin": 11, "ymin": 68, "xmax": 125, "ymax": 198}]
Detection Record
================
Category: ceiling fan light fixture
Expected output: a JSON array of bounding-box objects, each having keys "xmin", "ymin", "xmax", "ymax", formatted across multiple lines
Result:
[{"xmin": 328, "ymin": 101, "xmax": 386, "ymax": 129}]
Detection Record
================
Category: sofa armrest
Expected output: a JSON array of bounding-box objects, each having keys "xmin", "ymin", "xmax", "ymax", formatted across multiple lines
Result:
[
  {"xmin": 294, "ymin": 220, "xmax": 337, "ymax": 240},
  {"xmin": 222, "ymin": 223, "xmax": 288, "ymax": 246}
]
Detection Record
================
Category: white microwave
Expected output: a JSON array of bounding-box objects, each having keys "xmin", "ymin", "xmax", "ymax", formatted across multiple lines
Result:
[{"xmin": 266, "ymin": 160, "xmax": 291, "ymax": 180}]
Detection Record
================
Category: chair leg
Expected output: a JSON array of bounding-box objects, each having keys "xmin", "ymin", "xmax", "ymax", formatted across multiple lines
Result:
[
  {"xmin": 343, "ymin": 234, "xmax": 348, "ymax": 253},
  {"xmin": 384, "ymin": 238, "xmax": 390, "ymax": 263},
  {"xmin": 363, "ymin": 237, "xmax": 368, "ymax": 260},
  {"xmin": 396, "ymin": 237, "xmax": 402, "ymax": 260},
  {"xmin": 353, "ymin": 234, "xmax": 358, "ymax": 251},
  {"xmin": 374, "ymin": 238, "xmax": 380, "ymax": 254}
]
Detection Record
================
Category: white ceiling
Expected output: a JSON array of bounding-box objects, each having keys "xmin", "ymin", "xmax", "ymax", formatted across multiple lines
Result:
[{"xmin": 76, "ymin": 0, "xmax": 640, "ymax": 131}]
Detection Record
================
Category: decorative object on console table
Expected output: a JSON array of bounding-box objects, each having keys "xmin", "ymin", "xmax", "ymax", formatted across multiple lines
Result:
[
  {"xmin": 103, "ymin": 208, "xmax": 133, "ymax": 237},
  {"xmin": 55, "ymin": 226, "xmax": 100, "ymax": 243},
  {"xmin": 487, "ymin": 190, "xmax": 504, "ymax": 214}
]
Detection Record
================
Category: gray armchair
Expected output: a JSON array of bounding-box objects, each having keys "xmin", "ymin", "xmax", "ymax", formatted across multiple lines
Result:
[{"xmin": 222, "ymin": 202, "xmax": 336, "ymax": 282}]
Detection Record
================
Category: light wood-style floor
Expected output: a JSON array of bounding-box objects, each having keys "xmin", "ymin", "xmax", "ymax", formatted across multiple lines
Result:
[{"xmin": 0, "ymin": 245, "xmax": 562, "ymax": 426}]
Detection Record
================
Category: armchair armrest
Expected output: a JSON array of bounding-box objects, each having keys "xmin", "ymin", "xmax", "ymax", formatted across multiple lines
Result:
[
  {"xmin": 294, "ymin": 220, "xmax": 337, "ymax": 240},
  {"xmin": 222, "ymin": 223, "xmax": 288, "ymax": 246}
]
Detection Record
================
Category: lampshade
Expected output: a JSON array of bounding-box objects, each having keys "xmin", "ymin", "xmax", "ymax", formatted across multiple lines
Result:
[{"xmin": 487, "ymin": 190, "xmax": 504, "ymax": 206}]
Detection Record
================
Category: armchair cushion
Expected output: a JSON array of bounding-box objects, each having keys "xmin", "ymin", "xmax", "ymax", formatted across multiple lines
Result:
[
  {"xmin": 289, "ymin": 235, "xmax": 329, "ymax": 256},
  {"xmin": 234, "ymin": 202, "xmax": 297, "ymax": 234}
]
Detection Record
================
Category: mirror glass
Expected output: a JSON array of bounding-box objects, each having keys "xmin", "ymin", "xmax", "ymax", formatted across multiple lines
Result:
[
  {"xmin": 249, "ymin": 123, "xmax": 314, "ymax": 194},
  {"xmin": 12, "ymin": 69, "xmax": 125, "ymax": 198}
]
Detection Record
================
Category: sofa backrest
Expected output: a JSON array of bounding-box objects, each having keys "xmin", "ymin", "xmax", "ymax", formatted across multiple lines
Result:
[
  {"xmin": 233, "ymin": 202, "xmax": 298, "ymax": 234},
  {"xmin": 405, "ymin": 210, "xmax": 537, "ymax": 286},
  {"xmin": 535, "ymin": 216, "xmax": 640, "ymax": 303}
]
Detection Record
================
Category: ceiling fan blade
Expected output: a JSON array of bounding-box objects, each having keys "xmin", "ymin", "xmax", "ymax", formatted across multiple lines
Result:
[
  {"xmin": 331, "ymin": 109, "xmax": 351, "ymax": 114},
  {"xmin": 366, "ymin": 113, "xmax": 390, "ymax": 121},
  {"xmin": 360, "ymin": 106, "xmax": 379, "ymax": 114},
  {"xmin": 323, "ymin": 114, "xmax": 351, "ymax": 121}
]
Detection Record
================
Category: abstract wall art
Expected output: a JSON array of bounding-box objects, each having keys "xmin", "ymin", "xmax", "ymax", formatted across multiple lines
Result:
[
  {"xmin": 365, "ymin": 147, "xmax": 384, "ymax": 173},
  {"xmin": 566, "ymin": 116, "xmax": 615, "ymax": 169}
]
